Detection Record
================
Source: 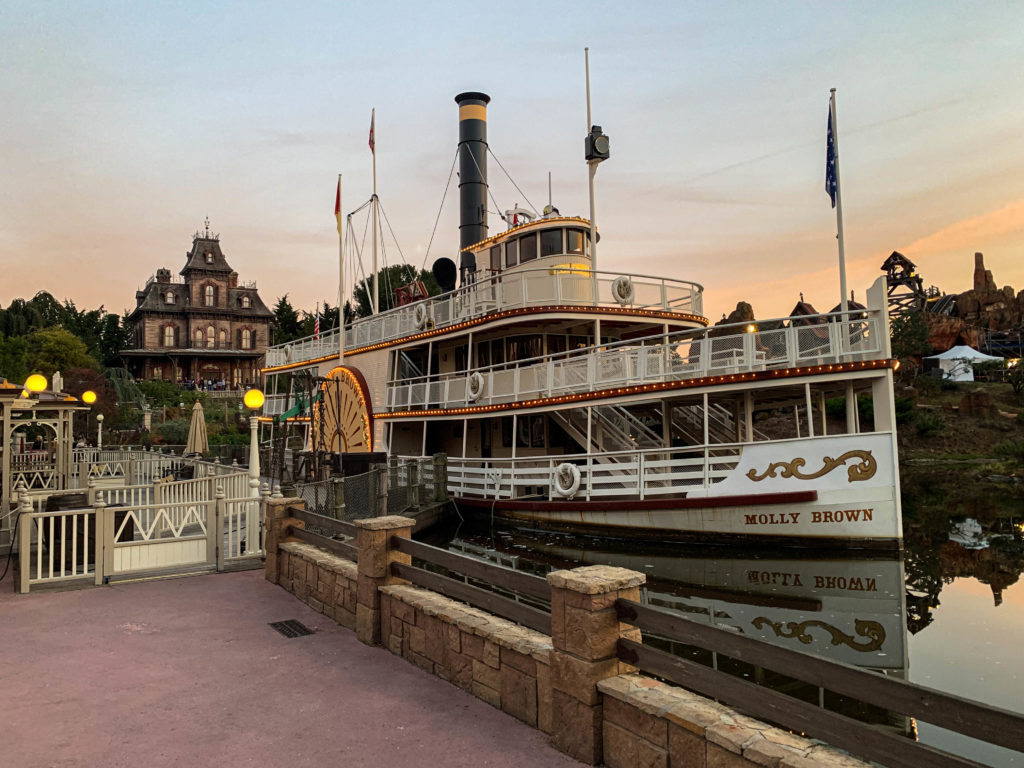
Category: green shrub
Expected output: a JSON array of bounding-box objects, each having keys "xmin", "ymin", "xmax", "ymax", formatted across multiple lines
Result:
[
  {"xmin": 913, "ymin": 375, "xmax": 940, "ymax": 396},
  {"xmin": 915, "ymin": 413, "xmax": 944, "ymax": 437},
  {"xmin": 894, "ymin": 396, "xmax": 915, "ymax": 425},
  {"xmin": 155, "ymin": 418, "xmax": 190, "ymax": 444},
  {"xmin": 994, "ymin": 439, "xmax": 1024, "ymax": 464},
  {"xmin": 825, "ymin": 397, "xmax": 846, "ymax": 418},
  {"xmin": 940, "ymin": 378, "xmax": 960, "ymax": 392}
]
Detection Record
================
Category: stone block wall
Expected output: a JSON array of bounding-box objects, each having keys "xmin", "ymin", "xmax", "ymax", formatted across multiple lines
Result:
[
  {"xmin": 599, "ymin": 674, "xmax": 870, "ymax": 768},
  {"xmin": 380, "ymin": 584, "xmax": 554, "ymax": 734},
  {"xmin": 278, "ymin": 541, "xmax": 358, "ymax": 629}
]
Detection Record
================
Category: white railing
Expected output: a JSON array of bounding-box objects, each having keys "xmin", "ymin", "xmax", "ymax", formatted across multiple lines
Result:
[
  {"xmin": 19, "ymin": 508, "xmax": 100, "ymax": 589},
  {"xmin": 16, "ymin": 472, "xmax": 266, "ymax": 593},
  {"xmin": 438, "ymin": 443, "xmax": 742, "ymax": 502},
  {"xmin": 265, "ymin": 268, "xmax": 705, "ymax": 367},
  {"xmin": 386, "ymin": 311, "xmax": 884, "ymax": 412}
]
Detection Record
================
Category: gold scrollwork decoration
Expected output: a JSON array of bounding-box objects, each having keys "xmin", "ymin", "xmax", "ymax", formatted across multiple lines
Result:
[
  {"xmin": 751, "ymin": 617, "xmax": 886, "ymax": 652},
  {"xmin": 745, "ymin": 450, "xmax": 876, "ymax": 483}
]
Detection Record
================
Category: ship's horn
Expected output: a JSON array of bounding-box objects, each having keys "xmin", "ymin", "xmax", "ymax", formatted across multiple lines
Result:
[{"xmin": 454, "ymin": 91, "xmax": 490, "ymax": 286}]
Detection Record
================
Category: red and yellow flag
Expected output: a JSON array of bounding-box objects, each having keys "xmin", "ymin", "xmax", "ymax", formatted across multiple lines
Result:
[
  {"xmin": 368, "ymin": 108, "xmax": 375, "ymax": 154},
  {"xmin": 335, "ymin": 177, "xmax": 342, "ymax": 235}
]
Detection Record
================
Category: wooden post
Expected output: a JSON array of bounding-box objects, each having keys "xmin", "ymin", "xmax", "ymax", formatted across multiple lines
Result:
[
  {"xmin": 93, "ymin": 497, "xmax": 105, "ymax": 586},
  {"xmin": 547, "ymin": 565, "xmax": 646, "ymax": 765},
  {"xmin": 17, "ymin": 481, "xmax": 32, "ymax": 594},
  {"xmin": 433, "ymin": 452, "xmax": 448, "ymax": 503},
  {"xmin": 353, "ymin": 515, "xmax": 415, "ymax": 646},
  {"xmin": 408, "ymin": 460, "xmax": 420, "ymax": 509},
  {"xmin": 332, "ymin": 476, "xmax": 345, "ymax": 519}
]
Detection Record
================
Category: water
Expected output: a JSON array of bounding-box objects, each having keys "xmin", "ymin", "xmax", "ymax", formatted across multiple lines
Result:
[{"xmin": 428, "ymin": 495, "xmax": 1024, "ymax": 767}]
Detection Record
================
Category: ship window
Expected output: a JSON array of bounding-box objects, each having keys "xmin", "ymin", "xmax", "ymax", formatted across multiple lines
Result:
[
  {"xmin": 489, "ymin": 246, "xmax": 501, "ymax": 272},
  {"xmin": 505, "ymin": 238, "xmax": 518, "ymax": 268},
  {"xmin": 508, "ymin": 335, "xmax": 542, "ymax": 362},
  {"xmin": 454, "ymin": 344, "xmax": 469, "ymax": 372},
  {"xmin": 519, "ymin": 233, "xmax": 537, "ymax": 263},
  {"xmin": 566, "ymin": 229, "xmax": 584, "ymax": 256},
  {"xmin": 516, "ymin": 415, "xmax": 544, "ymax": 448},
  {"xmin": 540, "ymin": 229, "xmax": 562, "ymax": 258}
]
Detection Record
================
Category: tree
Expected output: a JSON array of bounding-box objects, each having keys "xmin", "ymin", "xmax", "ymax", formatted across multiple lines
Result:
[
  {"xmin": 98, "ymin": 312, "xmax": 134, "ymax": 367},
  {"xmin": 26, "ymin": 327, "xmax": 99, "ymax": 378},
  {"xmin": 890, "ymin": 311, "xmax": 932, "ymax": 380},
  {"xmin": 351, "ymin": 265, "xmax": 441, "ymax": 318},
  {"xmin": 0, "ymin": 334, "xmax": 31, "ymax": 383},
  {"xmin": 271, "ymin": 295, "xmax": 303, "ymax": 344}
]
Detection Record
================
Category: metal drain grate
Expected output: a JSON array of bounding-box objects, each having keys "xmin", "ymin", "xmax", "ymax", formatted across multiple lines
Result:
[{"xmin": 269, "ymin": 619, "xmax": 314, "ymax": 638}]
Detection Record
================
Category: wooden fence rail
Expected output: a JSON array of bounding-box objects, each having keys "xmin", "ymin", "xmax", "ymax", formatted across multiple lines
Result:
[{"xmin": 615, "ymin": 598, "xmax": 1024, "ymax": 768}]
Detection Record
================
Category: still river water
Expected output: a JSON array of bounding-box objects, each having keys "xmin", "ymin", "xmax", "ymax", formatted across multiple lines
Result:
[{"xmin": 427, "ymin": 482, "xmax": 1024, "ymax": 767}]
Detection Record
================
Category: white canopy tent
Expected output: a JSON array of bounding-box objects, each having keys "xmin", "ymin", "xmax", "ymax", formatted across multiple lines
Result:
[{"xmin": 926, "ymin": 345, "xmax": 1004, "ymax": 382}]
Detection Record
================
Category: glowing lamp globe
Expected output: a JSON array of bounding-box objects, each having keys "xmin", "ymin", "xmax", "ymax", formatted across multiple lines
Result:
[
  {"xmin": 25, "ymin": 374, "xmax": 47, "ymax": 393},
  {"xmin": 243, "ymin": 389, "xmax": 265, "ymax": 410},
  {"xmin": 82, "ymin": 390, "xmax": 97, "ymax": 404}
]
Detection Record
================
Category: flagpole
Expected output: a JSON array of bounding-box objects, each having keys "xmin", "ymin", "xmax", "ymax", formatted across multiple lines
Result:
[
  {"xmin": 830, "ymin": 88, "xmax": 849, "ymax": 321},
  {"xmin": 371, "ymin": 107, "xmax": 379, "ymax": 316},
  {"xmin": 336, "ymin": 174, "xmax": 345, "ymax": 360}
]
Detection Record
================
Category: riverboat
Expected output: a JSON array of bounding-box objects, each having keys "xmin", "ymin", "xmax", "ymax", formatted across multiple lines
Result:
[{"xmin": 261, "ymin": 91, "xmax": 903, "ymax": 549}]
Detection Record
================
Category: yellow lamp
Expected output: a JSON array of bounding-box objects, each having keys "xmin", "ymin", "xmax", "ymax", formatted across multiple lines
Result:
[
  {"xmin": 746, "ymin": 324, "xmax": 756, "ymax": 333},
  {"xmin": 25, "ymin": 374, "xmax": 47, "ymax": 393},
  {"xmin": 243, "ymin": 389, "xmax": 265, "ymax": 410},
  {"xmin": 82, "ymin": 390, "xmax": 97, "ymax": 404}
]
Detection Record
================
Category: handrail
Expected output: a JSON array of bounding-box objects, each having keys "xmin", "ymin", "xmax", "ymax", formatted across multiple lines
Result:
[
  {"xmin": 391, "ymin": 536, "xmax": 551, "ymax": 601},
  {"xmin": 390, "ymin": 561, "xmax": 551, "ymax": 635},
  {"xmin": 616, "ymin": 598, "xmax": 1024, "ymax": 757},
  {"xmin": 287, "ymin": 526, "xmax": 358, "ymax": 561},
  {"xmin": 289, "ymin": 507, "xmax": 358, "ymax": 539}
]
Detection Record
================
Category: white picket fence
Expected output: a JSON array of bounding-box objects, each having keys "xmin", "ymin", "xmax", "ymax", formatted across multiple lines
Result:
[{"xmin": 17, "ymin": 471, "xmax": 268, "ymax": 593}]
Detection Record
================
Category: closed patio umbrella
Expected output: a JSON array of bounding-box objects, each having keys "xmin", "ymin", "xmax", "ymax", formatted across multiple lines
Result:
[{"xmin": 185, "ymin": 400, "xmax": 208, "ymax": 456}]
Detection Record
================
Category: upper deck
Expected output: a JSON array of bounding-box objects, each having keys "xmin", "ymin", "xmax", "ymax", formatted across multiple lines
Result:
[{"xmin": 263, "ymin": 266, "xmax": 705, "ymax": 370}]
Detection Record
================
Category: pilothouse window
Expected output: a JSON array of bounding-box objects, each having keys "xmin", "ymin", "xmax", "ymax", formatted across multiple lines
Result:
[
  {"xmin": 540, "ymin": 229, "xmax": 562, "ymax": 258},
  {"xmin": 567, "ymin": 229, "xmax": 584, "ymax": 256},
  {"xmin": 489, "ymin": 246, "xmax": 501, "ymax": 272},
  {"xmin": 505, "ymin": 239, "xmax": 518, "ymax": 268},
  {"xmin": 519, "ymin": 233, "xmax": 537, "ymax": 263}
]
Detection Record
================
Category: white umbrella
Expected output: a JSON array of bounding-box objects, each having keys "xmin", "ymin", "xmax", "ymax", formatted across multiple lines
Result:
[{"xmin": 185, "ymin": 400, "xmax": 208, "ymax": 456}]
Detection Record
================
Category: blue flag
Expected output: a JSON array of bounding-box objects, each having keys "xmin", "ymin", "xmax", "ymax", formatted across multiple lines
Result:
[{"xmin": 825, "ymin": 107, "xmax": 837, "ymax": 209}]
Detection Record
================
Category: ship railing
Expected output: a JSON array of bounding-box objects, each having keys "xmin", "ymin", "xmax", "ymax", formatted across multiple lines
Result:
[
  {"xmin": 385, "ymin": 310, "xmax": 884, "ymax": 411},
  {"xmin": 446, "ymin": 444, "xmax": 742, "ymax": 502},
  {"xmin": 264, "ymin": 268, "xmax": 704, "ymax": 368}
]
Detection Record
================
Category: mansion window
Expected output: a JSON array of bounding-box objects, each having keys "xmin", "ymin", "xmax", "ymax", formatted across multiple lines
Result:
[
  {"xmin": 194, "ymin": 329, "xmax": 203, "ymax": 347},
  {"xmin": 163, "ymin": 326, "xmax": 175, "ymax": 347},
  {"xmin": 165, "ymin": 291, "xmax": 175, "ymax": 305},
  {"xmin": 241, "ymin": 329, "xmax": 252, "ymax": 349},
  {"xmin": 219, "ymin": 330, "xmax": 227, "ymax": 347},
  {"xmin": 205, "ymin": 252, "xmax": 214, "ymax": 264},
  {"xmin": 240, "ymin": 296, "xmax": 250, "ymax": 309},
  {"xmin": 204, "ymin": 285, "xmax": 215, "ymax": 306},
  {"xmin": 206, "ymin": 326, "xmax": 215, "ymax": 348},
  {"xmin": 153, "ymin": 366, "xmax": 162, "ymax": 380}
]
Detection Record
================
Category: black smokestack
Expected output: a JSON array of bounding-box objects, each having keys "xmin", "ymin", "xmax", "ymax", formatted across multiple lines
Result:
[{"xmin": 455, "ymin": 91, "xmax": 490, "ymax": 284}]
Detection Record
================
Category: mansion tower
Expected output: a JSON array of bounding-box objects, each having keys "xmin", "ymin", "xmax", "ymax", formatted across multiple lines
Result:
[{"xmin": 122, "ymin": 224, "xmax": 272, "ymax": 388}]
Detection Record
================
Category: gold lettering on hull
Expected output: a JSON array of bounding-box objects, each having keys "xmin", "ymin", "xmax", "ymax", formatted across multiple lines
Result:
[
  {"xmin": 751, "ymin": 617, "xmax": 885, "ymax": 652},
  {"xmin": 746, "ymin": 450, "xmax": 877, "ymax": 483}
]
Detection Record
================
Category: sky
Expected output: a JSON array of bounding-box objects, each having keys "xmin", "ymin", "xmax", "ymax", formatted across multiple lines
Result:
[{"xmin": 2, "ymin": 1, "xmax": 1024, "ymax": 323}]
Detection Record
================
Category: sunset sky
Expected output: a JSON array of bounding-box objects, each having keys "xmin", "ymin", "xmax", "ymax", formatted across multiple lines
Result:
[{"xmin": 3, "ymin": 1, "xmax": 1023, "ymax": 323}]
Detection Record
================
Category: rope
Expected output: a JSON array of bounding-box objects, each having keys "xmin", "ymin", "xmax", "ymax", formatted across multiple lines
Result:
[
  {"xmin": 421, "ymin": 148, "xmax": 460, "ymax": 270},
  {"xmin": 487, "ymin": 147, "xmax": 539, "ymax": 216},
  {"xmin": 464, "ymin": 145, "xmax": 506, "ymax": 225}
]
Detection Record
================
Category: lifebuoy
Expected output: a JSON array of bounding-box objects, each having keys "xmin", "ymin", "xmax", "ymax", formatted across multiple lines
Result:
[
  {"xmin": 466, "ymin": 371, "xmax": 486, "ymax": 402},
  {"xmin": 552, "ymin": 462, "xmax": 582, "ymax": 499},
  {"xmin": 611, "ymin": 276, "xmax": 634, "ymax": 305},
  {"xmin": 413, "ymin": 302, "xmax": 429, "ymax": 329}
]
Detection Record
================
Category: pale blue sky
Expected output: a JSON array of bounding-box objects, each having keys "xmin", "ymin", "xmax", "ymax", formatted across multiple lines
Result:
[{"xmin": 2, "ymin": 1, "xmax": 1023, "ymax": 320}]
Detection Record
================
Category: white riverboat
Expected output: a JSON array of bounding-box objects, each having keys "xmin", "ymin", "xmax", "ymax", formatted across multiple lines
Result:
[{"xmin": 261, "ymin": 91, "xmax": 903, "ymax": 550}]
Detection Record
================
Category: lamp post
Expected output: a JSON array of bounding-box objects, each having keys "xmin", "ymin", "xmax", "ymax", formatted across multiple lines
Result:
[
  {"xmin": 243, "ymin": 388, "xmax": 265, "ymax": 554},
  {"xmin": 96, "ymin": 414, "xmax": 104, "ymax": 450}
]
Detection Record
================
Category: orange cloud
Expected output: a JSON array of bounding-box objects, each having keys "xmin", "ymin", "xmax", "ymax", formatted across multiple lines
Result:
[{"xmin": 903, "ymin": 198, "xmax": 1024, "ymax": 256}]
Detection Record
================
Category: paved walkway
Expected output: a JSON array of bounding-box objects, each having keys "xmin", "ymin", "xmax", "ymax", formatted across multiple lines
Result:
[{"xmin": 0, "ymin": 569, "xmax": 581, "ymax": 768}]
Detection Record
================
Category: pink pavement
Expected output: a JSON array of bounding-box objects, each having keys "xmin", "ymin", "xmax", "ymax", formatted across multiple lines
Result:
[{"xmin": 0, "ymin": 568, "xmax": 582, "ymax": 768}]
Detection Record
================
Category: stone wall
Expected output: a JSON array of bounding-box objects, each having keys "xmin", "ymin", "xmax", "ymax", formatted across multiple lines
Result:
[
  {"xmin": 263, "ymin": 500, "xmax": 873, "ymax": 768},
  {"xmin": 380, "ymin": 584, "xmax": 553, "ymax": 733}
]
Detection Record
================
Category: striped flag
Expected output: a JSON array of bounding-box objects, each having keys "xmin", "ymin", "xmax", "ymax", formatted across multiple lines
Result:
[
  {"xmin": 314, "ymin": 303, "xmax": 320, "ymax": 340},
  {"xmin": 825, "ymin": 106, "xmax": 837, "ymax": 209},
  {"xmin": 369, "ymin": 108, "xmax": 375, "ymax": 154}
]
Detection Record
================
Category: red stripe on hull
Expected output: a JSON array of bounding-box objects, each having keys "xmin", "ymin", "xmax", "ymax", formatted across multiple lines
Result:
[{"xmin": 454, "ymin": 490, "xmax": 818, "ymax": 513}]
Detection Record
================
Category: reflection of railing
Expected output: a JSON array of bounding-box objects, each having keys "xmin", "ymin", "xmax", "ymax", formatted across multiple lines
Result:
[
  {"xmin": 265, "ymin": 268, "xmax": 705, "ymax": 368},
  {"xmin": 386, "ymin": 311, "xmax": 884, "ymax": 412}
]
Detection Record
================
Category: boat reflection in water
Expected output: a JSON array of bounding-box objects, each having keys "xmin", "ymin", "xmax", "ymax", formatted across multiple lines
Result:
[{"xmin": 438, "ymin": 518, "xmax": 911, "ymax": 734}]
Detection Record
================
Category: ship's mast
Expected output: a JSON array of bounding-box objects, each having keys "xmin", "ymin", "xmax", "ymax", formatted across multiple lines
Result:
[{"xmin": 371, "ymin": 107, "xmax": 379, "ymax": 315}]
